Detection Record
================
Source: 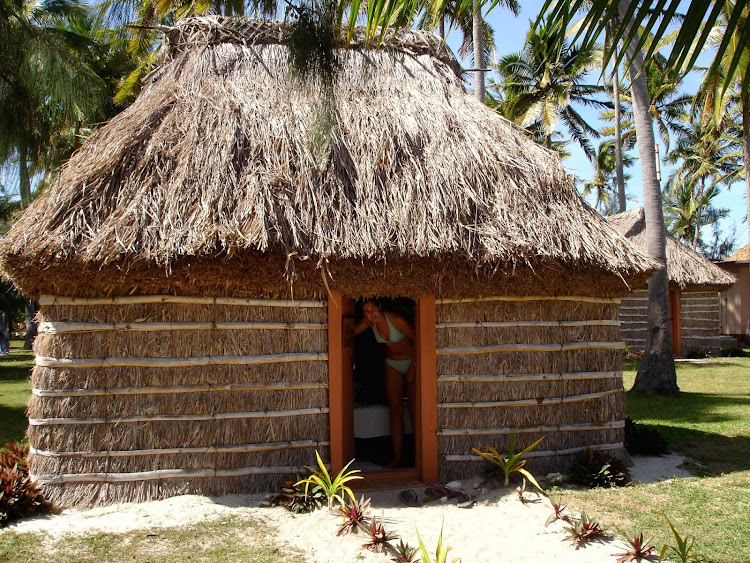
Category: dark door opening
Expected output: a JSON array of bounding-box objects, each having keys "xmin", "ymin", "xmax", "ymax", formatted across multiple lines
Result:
[{"xmin": 351, "ymin": 297, "xmax": 416, "ymax": 471}]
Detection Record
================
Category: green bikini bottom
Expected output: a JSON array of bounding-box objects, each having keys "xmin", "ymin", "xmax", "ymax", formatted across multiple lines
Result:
[{"xmin": 385, "ymin": 358, "xmax": 413, "ymax": 375}]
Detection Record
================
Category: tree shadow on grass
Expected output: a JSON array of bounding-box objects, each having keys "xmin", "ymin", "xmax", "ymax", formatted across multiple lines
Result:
[
  {"xmin": 0, "ymin": 403, "xmax": 28, "ymax": 444},
  {"xmin": 626, "ymin": 391, "xmax": 750, "ymax": 425}
]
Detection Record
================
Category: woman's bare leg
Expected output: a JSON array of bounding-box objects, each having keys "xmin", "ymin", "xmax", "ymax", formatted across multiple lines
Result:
[{"xmin": 384, "ymin": 364, "xmax": 404, "ymax": 467}]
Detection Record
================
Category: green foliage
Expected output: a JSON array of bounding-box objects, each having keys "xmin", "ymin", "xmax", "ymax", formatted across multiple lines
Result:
[
  {"xmin": 658, "ymin": 514, "xmax": 698, "ymax": 563},
  {"xmin": 563, "ymin": 510, "xmax": 605, "ymax": 547},
  {"xmin": 296, "ymin": 451, "xmax": 362, "ymax": 508},
  {"xmin": 390, "ymin": 539, "xmax": 418, "ymax": 563},
  {"xmin": 337, "ymin": 494, "xmax": 371, "ymax": 536},
  {"xmin": 472, "ymin": 433, "xmax": 544, "ymax": 490},
  {"xmin": 415, "ymin": 522, "xmax": 462, "ymax": 563},
  {"xmin": 624, "ymin": 418, "xmax": 668, "ymax": 456},
  {"xmin": 0, "ymin": 442, "xmax": 29, "ymax": 473},
  {"xmin": 568, "ymin": 448, "xmax": 630, "ymax": 488},
  {"xmin": 362, "ymin": 511, "xmax": 398, "ymax": 553},
  {"xmin": 615, "ymin": 529, "xmax": 655, "ymax": 563},
  {"xmin": 272, "ymin": 477, "xmax": 326, "ymax": 513},
  {"xmin": 544, "ymin": 496, "xmax": 571, "ymax": 527},
  {"xmin": 0, "ymin": 465, "xmax": 52, "ymax": 526}
]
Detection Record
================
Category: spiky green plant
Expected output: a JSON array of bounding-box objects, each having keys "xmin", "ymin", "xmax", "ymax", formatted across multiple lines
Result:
[
  {"xmin": 363, "ymin": 511, "xmax": 398, "ymax": 553},
  {"xmin": 337, "ymin": 495, "xmax": 371, "ymax": 536},
  {"xmin": 658, "ymin": 514, "xmax": 698, "ymax": 563},
  {"xmin": 472, "ymin": 433, "xmax": 545, "ymax": 490},
  {"xmin": 415, "ymin": 522, "xmax": 462, "ymax": 563},
  {"xmin": 615, "ymin": 529, "xmax": 656, "ymax": 562},
  {"xmin": 273, "ymin": 477, "xmax": 326, "ymax": 513},
  {"xmin": 296, "ymin": 451, "xmax": 362, "ymax": 508},
  {"xmin": 390, "ymin": 539, "xmax": 418, "ymax": 563},
  {"xmin": 563, "ymin": 511, "xmax": 605, "ymax": 548}
]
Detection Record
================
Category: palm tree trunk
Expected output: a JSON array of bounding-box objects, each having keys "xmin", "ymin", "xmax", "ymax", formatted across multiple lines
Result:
[
  {"xmin": 439, "ymin": 16, "xmax": 445, "ymax": 39},
  {"xmin": 613, "ymin": 52, "xmax": 626, "ymax": 212},
  {"xmin": 19, "ymin": 140, "xmax": 31, "ymax": 207},
  {"xmin": 692, "ymin": 177, "xmax": 704, "ymax": 252},
  {"xmin": 619, "ymin": 0, "xmax": 678, "ymax": 395},
  {"xmin": 741, "ymin": 84, "xmax": 750, "ymax": 340},
  {"xmin": 472, "ymin": 0, "xmax": 485, "ymax": 103}
]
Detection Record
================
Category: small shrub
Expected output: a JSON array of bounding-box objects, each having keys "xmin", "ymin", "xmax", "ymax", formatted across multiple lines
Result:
[
  {"xmin": 563, "ymin": 511, "xmax": 605, "ymax": 548},
  {"xmin": 545, "ymin": 496, "xmax": 571, "ymax": 527},
  {"xmin": 625, "ymin": 418, "xmax": 668, "ymax": 456},
  {"xmin": 658, "ymin": 514, "xmax": 698, "ymax": 563},
  {"xmin": 271, "ymin": 477, "xmax": 326, "ymax": 513},
  {"xmin": 390, "ymin": 539, "xmax": 418, "ymax": 563},
  {"xmin": 568, "ymin": 448, "xmax": 630, "ymax": 488},
  {"xmin": 615, "ymin": 529, "xmax": 655, "ymax": 562},
  {"xmin": 363, "ymin": 512, "xmax": 398, "ymax": 553},
  {"xmin": 0, "ymin": 466, "xmax": 52, "ymax": 526},
  {"xmin": 720, "ymin": 344, "xmax": 745, "ymax": 357},
  {"xmin": 472, "ymin": 432, "xmax": 545, "ymax": 490},
  {"xmin": 415, "ymin": 522, "xmax": 462, "ymax": 563},
  {"xmin": 685, "ymin": 348, "xmax": 712, "ymax": 359},
  {"xmin": 338, "ymin": 495, "xmax": 371, "ymax": 536},
  {"xmin": 296, "ymin": 451, "xmax": 362, "ymax": 508},
  {"xmin": 0, "ymin": 443, "xmax": 29, "ymax": 473}
]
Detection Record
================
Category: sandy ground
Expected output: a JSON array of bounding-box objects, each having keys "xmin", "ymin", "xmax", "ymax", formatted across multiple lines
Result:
[{"xmin": 3, "ymin": 454, "xmax": 693, "ymax": 562}]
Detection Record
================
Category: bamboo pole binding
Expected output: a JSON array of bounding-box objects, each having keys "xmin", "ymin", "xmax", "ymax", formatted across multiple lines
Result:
[
  {"xmin": 444, "ymin": 442, "xmax": 624, "ymax": 461},
  {"xmin": 438, "ymin": 371, "xmax": 621, "ymax": 383},
  {"xmin": 436, "ymin": 320, "xmax": 620, "ymax": 329},
  {"xmin": 35, "ymin": 351, "xmax": 328, "ymax": 369},
  {"xmin": 38, "ymin": 321, "xmax": 327, "ymax": 334},
  {"xmin": 30, "ymin": 439, "xmax": 331, "ymax": 458},
  {"xmin": 32, "ymin": 380, "xmax": 327, "ymax": 398},
  {"xmin": 436, "ymin": 296, "xmax": 621, "ymax": 305},
  {"xmin": 39, "ymin": 295, "xmax": 326, "ymax": 307},
  {"xmin": 438, "ymin": 389, "xmax": 621, "ymax": 409},
  {"xmin": 438, "ymin": 421, "xmax": 624, "ymax": 436},
  {"xmin": 29, "ymin": 407, "xmax": 330, "ymax": 426},
  {"xmin": 437, "ymin": 341, "xmax": 625, "ymax": 356}
]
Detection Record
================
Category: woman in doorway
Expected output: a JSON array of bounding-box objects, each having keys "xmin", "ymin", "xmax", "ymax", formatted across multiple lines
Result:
[{"xmin": 354, "ymin": 299, "xmax": 416, "ymax": 468}]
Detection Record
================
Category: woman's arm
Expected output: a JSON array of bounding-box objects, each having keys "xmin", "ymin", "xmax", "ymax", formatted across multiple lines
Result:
[{"xmin": 353, "ymin": 317, "xmax": 371, "ymax": 335}]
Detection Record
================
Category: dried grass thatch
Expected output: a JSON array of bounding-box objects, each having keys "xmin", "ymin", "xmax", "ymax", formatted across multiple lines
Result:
[
  {"xmin": 0, "ymin": 17, "xmax": 654, "ymax": 299},
  {"xmin": 608, "ymin": 207, "xmax": 736, "ymax": 291},
  {"xmin": 725, "ymin": 244, "xmax": 750, "ymax": 263}
]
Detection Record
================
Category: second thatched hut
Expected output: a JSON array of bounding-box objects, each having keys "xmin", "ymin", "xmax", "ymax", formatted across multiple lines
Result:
[{"xmin": 0, "ymin": 17, "xmax": 656, "ymax": 507}]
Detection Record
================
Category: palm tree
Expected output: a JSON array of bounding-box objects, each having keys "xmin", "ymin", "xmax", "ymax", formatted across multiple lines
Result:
[
  {"xmin": 665, "ymin": 116, "xmax": 741, "ymax": 251},
  {"xmin": 664, "ymin": 183, "xmax": 730, "ymax": 254},
  {"xmin": 581, "ymin": 139, "xmax": 633, "ymax": 215},
  {"xmin": 493, "ymin": 16, "xmax": 609, "ymax": 160},
  {"xmin": 0, "ymin": 0, "xmax": 108, "ymax": 205}
]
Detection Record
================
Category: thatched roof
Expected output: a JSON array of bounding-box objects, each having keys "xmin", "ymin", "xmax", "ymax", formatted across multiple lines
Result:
[
  {"xmin": 724, "ymin": 244, "xmax": 750, "ymax": 263},
  {"xmin": 607, "ymin": 207, "xmax": 736, "ymax": 291},
  {"xmin": 0, "ymin": 17, "xmax": 655, "ymax": 298}
]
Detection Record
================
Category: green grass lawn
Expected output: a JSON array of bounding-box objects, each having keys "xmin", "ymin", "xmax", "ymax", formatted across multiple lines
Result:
[{"xmin": 0, "ymin": 340, "xmax": 33, "ymax": 446}]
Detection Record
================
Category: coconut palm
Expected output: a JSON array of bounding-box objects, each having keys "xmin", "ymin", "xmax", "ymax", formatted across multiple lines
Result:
[
  {"xmin": 0, "ymin": 0, "xmax": 108, "ymax": 205},
  {"xmin": 581, "ymin": 139, "xmax": 633, "ymax": 215},
  {"xmin": 664, "ymin": 183, "xmax": 730, "ymax": 255},
  {"xmin": 493, "ymin": 16, "xmax": 609, "ymax": 160}
]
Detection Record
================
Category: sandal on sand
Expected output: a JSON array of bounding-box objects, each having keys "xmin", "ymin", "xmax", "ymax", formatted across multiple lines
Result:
[
  {"xmin": 399, "ymin": 489, "xmax": 421, "ymax": 507},
  {"xmin": 424, "ymin": 485, "xmax": 461, "ymax": 500}
]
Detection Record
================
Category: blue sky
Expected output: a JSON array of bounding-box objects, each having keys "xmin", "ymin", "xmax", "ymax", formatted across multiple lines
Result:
[{"xmin": 443, "ymin": 0, "xmax": 748, "ymax": 251}]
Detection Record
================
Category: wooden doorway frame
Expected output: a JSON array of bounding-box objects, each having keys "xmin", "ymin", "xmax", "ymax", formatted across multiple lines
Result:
[
  {"xmin": 328, "ymin": 292, "xmax": 438, "ymax": 483},
  {"xmin": 669, "ymin": 289, "xmax": 682, "ymax": 356}
]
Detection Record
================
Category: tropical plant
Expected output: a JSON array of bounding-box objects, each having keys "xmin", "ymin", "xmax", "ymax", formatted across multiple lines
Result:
[
  {"xmin": 363, "ymin": 511, "xmax": 398, "ymax": 553},
  {"xmin": 472, "ymin": 434, "xmax": 544, "ymax": 490},
  {"xmin": 415, "ymin": 522, "xmax": 462, "ymax": 563},
  {"xmin": 615, "ymin": 529, "xmax": 656, "ymax": 563},
  {"xmin": 492, "ymin": 15, "xmax": 609, "ymax": 160},
  {"xmin": 658, "ymin": 514, "xmax": 698, "ymax": 563},
  {"xmin": 580, "ymin": 139, "xmax": 633, "ymax": 215},
  {"xmin": 0, "ymin": 466, "xmax": 52, "ymax": 526},
  {"xmin": 545, "ymin": 496, "xmax": 571, "ymax": 527},
  {"xmin": 337, "ymin": 494, "xmax": 371, "ymax": 536},
  {"xmin": 296, "ymin": 451, "xmax": 362, "ymax": 508},
  {"xmin": 0, "ymin": 442, "xmax": 29, "ymax": 473},
  {"xmin": 272, "ymin": 476, "xmax": 327, "ymax": 513},
  {"xmin": 568, "ymin": 448, "xmax": 630, "ymax": 488},
  {"xmin": 390, "ymin": 539, "xmax": 419, "ymax": 563},
  {"xmin": 563, "ymin": 511, "xmax": 605, "ymax": 547}
]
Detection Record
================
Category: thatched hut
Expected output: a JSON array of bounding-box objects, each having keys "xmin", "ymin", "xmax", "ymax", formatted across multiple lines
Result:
[
  {"xmin": 718, "ymin": 245, "xmax": 750, "ymax": 340},
  {"xmin": 0, "ymin": 17, "xmax": 656, "ymax": 507},
  {"xmin": 608, "ymin": 207, "xmax": 736, "ymax": 355}
]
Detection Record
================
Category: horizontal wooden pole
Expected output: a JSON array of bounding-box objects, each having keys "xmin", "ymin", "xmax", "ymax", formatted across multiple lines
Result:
[
  {"xmin": 39, "ymin": 295, "xmax": 325, "ymax": 308},
  {"xmin": 444, "ymin": 442, "xmax": 624, "ymax": 461},
  {"xmin": 35, "ymin": 352, "xmax": 327, "ymax": 369},
  {"xmin": 31, "ymin": 465, "xmax": 310, "ymax": 485},
  {"xmin": 32, "ymin": 381, "xmax": 327, "ymax": 398},
  {"xmin": 30, "ymin": 439, "xmax": 330, "ymax": 458},
  {"xmin": 38, "ymin": 321, "xmax": 327, "ymax": 334},
  {"xmin": 29, "ymin": 407, "xmax": 329, "ymax": 426},
  {"xmin": 438, "ymin": 389, "xmax": 621, "ymax": 409},
  {"xmin": 437, "ymin": 341, "xmax": 625, "ymax": 356},
  {"xmin": 438, "ymin": 421, "xmax": 625, "ymax": 436},
  {"xmin": 438, "ymin": 371, "xmax": 621, "ymax": 383},
  {"xmin": 436, "ymin": 320, "xmax": 620, "ymax": 329},
  {"xmin": 436, "ymin": 296, "xmax": 621, "ymax": 305}
]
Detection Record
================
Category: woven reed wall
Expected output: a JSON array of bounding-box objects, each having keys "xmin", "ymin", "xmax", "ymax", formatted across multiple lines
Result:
[
  {"xmin": 680, "ymin": 292, "xmax": 723, "ymax": 355},
  {"xmin": 434, "ymin": 297, "xmax": 626, "ymax": 481},
  {"xmin": 619, "ymin": 290, "xmax": 648, "ymax": 351},
  {"xmin": 28, "ymin": 296, "xmax": 329, "ymax": 507}
]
